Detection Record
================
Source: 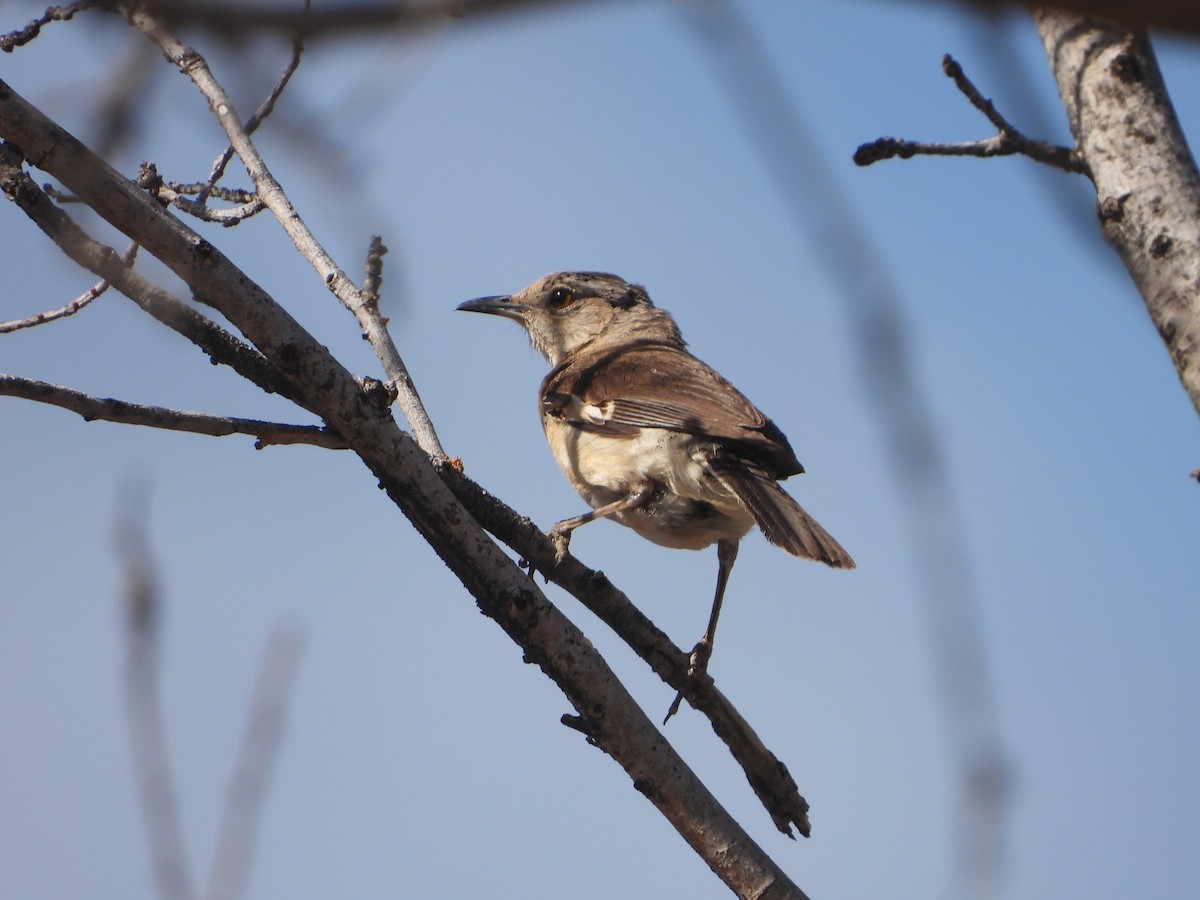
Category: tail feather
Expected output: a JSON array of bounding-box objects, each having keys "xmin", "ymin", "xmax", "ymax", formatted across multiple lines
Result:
[{"xmin": 713, "ymin": 457, "xmax": 855, "ymax": 569}]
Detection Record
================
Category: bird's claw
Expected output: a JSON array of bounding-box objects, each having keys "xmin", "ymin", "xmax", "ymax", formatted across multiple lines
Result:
[
  {"xmin": 663, "ymin": 639, "xmax": 714, "ymax": 724},
  {"xmin": 685, "ymin": 638, "xmax": 713, "ymax": 678},
  {"xmin": 548, "ymin": 527, "xmax": 572, "ymax": 565}
]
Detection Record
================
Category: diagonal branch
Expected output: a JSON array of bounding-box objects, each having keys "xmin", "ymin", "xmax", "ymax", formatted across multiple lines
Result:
[
  {"xmin": 1033, "ymin": 13, "xmax": 1200, "ymax": 420},
  {"xmin": 8, "ymin": 12, "xmax": 810, "ymax": 839},
  {"xmin": 435, "ymin": 460, "xmax": 812, "ymax": 838},
  {"xmin": 0, "ymin": 74, "xmax": 812, "ymax": 897},
  {"xmin": 0, "ymin": 375, "xmax": 348, "ymax": 448}
]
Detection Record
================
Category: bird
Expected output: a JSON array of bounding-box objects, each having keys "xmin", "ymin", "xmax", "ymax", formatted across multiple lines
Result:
[{"xmin": 457, "ymin": 272, "xmax": 853, "ymax": 717}]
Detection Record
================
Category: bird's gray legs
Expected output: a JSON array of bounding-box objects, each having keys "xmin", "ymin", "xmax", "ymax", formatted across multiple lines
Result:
[{"xmin": 665, "ymin": 538, "xmax": 739, "ymax": 723}]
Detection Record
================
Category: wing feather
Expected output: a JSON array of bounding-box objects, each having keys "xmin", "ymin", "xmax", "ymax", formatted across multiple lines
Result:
[{"xmin": 710, "ymin": 454, "xmax": 855, "ymax": 567}]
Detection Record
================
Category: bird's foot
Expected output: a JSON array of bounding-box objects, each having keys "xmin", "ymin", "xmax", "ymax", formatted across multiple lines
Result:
[{"xmin": 663, "ymin": 639, "xmax": 714, "ymax": 724}]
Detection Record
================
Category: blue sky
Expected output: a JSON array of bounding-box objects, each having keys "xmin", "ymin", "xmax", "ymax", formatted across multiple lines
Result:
[{"xmin": 2, "ymin": 2, "xmax": 1198, "ymax": 898}]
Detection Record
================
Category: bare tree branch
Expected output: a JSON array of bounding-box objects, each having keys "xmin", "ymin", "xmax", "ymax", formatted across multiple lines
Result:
[
  {"xmin": 0, "ymin": 1, "xmax": 97, "ymax": 52},
  {"xmin": 434, "ymin": 460, "xmax": 813, "ymax": 838},
  {"xmin": 854, "ymin": 54, "xmax": 1088, "ymax": 173},
  {"xmin": 0, "ymin": 375, "xmax": 348, "ymax": 448},
  {"xmin": 114, "ymin": 0, "xmax": 1200, "ymax": 41},
  {"xmin": 102, "ymin": 0, "xmax": 597, "ymax": 39},
  {"xmin": 938, "ymin": 0, "xmax": 1200, "ymax": 37}
]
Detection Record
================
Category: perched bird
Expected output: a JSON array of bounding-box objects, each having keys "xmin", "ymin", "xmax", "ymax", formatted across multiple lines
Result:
[{"xmin": 458, "ymin": 272, "xmax": 853, "ymax": 712}]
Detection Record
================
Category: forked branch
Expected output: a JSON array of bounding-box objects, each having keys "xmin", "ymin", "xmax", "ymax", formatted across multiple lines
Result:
[{"xmin": 854, "ymin": 54, "xmax": 1089, "ymax": 175}]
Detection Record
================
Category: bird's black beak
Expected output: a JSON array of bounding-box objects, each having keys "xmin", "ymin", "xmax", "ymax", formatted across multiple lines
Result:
[{"xmin": 456, "ymin": 294, "xmax": 525, "ymax": 320}]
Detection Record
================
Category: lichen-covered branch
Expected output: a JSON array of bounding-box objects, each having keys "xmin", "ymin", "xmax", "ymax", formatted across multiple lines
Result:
[{"xmin": 1034, "ymin": 12, "xmax": 1200, "ymax": 420}]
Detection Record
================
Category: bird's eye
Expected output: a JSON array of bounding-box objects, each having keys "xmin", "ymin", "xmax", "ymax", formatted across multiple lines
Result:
[{"xmin": 548, "ymin": 287, "xmax": 575, "ymax": 310}]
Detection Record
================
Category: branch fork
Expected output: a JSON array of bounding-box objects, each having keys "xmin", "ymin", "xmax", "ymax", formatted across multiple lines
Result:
[{"xmin": 854, "ymin": 54, "xmax": 1089, "ymax": 176}]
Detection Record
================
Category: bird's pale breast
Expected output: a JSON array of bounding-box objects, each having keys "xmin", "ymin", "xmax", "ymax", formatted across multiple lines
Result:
[{"xmin": 542, "ymin": 415, "xmax": 754, "ymax": 550}]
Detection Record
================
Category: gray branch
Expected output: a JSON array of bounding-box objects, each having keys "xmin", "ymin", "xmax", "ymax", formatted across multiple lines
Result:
[{"xmin": 0, "ymin": 375, "xmax": 348, "ymax": 448}]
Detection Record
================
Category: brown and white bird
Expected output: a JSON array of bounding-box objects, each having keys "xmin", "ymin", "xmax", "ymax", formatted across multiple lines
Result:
[{"xmin": 458, "ymin": 272, "xmax": 853, "ymax": 709}]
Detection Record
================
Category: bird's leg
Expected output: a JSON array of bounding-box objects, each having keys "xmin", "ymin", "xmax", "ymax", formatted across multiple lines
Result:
[
  {"xmin": 692, "ymin": 538, "xmax": 739, "ymax": 674},
  {"xmin": 665, "ymin": 539, "xmax": 739, "ymax": 723},
  {"xmin": 547, "ymin": 481, "xmax": 655, "ymax": 564}
]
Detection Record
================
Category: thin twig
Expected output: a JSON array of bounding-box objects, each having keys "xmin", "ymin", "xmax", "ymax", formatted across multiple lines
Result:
[
  {"xmin": 354, "ymin": 236, "xmax": 448, "ymax": 456},
  {"xmin": 193, "ymin": 0, "xmax": 311, "ymax": 208},
  {"xmin": 942, "ymin": 53, "xmax": 1016, "ymax": 133},
  {"xmin": 130, "ymin": 9, "xmax": 448, "ymax": 456},
  {"xmin": 130, "ymin": 13, "xmax": 349, "ymax": 293},
  {"xmin": 138, "ymin": 164, "xmax": 265, "ymax": 224},
  {"xmin": 853, "ymin": 54, "xmax": 1089, "ymax": 175},
  {"xmin": 0, "ymin": 374, "xmax": 349, "ymax": 448},
  {"xmin": 0, "ymin": 241, "xmax": 137, "ymax": 332},
  {"xmin": 0, "ymin": 1, "xmax": 97, "ymax": 52}
]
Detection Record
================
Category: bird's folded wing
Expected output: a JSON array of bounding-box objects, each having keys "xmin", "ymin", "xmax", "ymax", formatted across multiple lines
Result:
[{"xmin": 544, "ymin": 342, "xmax": 803, "ymax": 477}]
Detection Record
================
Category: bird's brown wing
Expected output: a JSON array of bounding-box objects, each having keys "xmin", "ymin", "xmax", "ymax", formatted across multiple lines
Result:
[{"xmin": 542, "ymin": 341, "xmax": 803, "ymax": 478}]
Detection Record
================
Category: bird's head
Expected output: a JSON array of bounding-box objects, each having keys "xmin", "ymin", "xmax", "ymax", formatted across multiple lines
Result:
[{"xmin": 457, "ymin": 271, "xmax": 682, "ymax": 366}]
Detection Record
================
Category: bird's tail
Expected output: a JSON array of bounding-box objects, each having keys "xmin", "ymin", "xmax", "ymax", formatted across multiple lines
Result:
[{"xmin": 714, "ymin": 457, "xmax": 855, "ymax": 569}]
